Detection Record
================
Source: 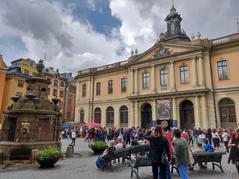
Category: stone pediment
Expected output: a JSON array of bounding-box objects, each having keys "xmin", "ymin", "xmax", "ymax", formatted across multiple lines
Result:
[{"xmin": 128, "ymin": 41, "xmax": 203, "ymax": 65}]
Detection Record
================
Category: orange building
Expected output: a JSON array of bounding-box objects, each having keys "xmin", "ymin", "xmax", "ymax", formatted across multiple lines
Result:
[
  {"xmin": 0, "ymin": 55, "xmax": 7, "ymax": 126},
  {"xmin": 75, "ymin": 5, "xmax": 239, "ymax": 129}
]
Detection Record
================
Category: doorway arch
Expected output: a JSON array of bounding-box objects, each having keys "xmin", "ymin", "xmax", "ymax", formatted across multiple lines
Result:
[
  {"xmin": 219, "ymin": 98, "xmax": 237, "ymax": 128},
  {"xmin": 141, "ymin": 103, "xmax": 152, "ymax": 129},
  {"xmin": 180, "ymin": 100, "xmax": 195, "ymax": 129}
]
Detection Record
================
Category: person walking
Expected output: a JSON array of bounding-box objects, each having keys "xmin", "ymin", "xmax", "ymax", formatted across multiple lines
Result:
[
  {"xmin": 222, "ymin": 129, "xmax": 230, "ymax": 152},
  {"xmin": 71, "ymin": 130, "xmax": 76, "ymax": 146},
  {"xmin": 173, "ymin": 128, "xmax": 189, "ymax": 179},
  {"xmin": 228, "ymin": 129, "xmax": 239, "ymax": 173},
  {"xmin": 145, "ymin": 125, "xmax": 171, "ymax": 179}
]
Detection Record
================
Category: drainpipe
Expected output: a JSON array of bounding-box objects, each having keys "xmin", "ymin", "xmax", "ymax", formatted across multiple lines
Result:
[
  {"xmin": 209, "ymin": 49, "xmax": 218, "ymax": 128},
  {"xmin": 91, "ymin": 72, "xmax": 95, "ymax": 122}
]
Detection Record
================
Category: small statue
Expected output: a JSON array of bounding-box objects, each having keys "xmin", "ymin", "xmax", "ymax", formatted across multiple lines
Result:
[{"xmin": 20, "ymin": 122, "xmax": 31, "ymax": 138}]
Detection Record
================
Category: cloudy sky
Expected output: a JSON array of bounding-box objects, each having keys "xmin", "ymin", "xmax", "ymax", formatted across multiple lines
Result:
[{"xmin": 0, "ymin": 0, "xmax": 238, "ymax": 73}]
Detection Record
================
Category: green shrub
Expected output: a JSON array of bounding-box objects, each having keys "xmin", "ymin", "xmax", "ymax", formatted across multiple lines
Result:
[
  {"xmin": 89, "ymin": 141, "xmax": 108, "ymax": 150},
  {"xmin": 36, "ymin": 148, "xmax": 61, "ymax": 159}
]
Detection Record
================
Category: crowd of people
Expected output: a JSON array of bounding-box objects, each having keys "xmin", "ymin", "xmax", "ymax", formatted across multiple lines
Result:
[{"xmin": 61, "ymin": 126, "xmax": 239, "ymax": 179}]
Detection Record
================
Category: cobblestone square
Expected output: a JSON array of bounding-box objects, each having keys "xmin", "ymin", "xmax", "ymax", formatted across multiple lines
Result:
[{"xmin": 0, "ymin": 139, "xmax": 238, "ymax": 179}]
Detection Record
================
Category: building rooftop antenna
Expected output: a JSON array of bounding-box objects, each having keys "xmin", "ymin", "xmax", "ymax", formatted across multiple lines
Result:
[{"xmin": 172, "ymin": 0, "xmax": 175, "ymax": 7}]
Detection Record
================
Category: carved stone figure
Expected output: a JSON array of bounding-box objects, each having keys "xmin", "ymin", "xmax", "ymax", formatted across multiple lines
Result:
[{"xmin": 20, "ymin": 122, "xmax": 31, "ymax": 138}]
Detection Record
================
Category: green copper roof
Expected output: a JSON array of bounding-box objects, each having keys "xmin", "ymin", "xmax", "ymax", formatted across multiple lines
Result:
[{"xmin": 165, "ymin": 5, "xmax": 181, "ymax": 21}]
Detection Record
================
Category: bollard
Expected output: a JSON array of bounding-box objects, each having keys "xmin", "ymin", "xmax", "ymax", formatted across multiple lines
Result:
[
  {"xmin": 31, "ymin": 149, "xmax": 39, "ymax": 164},
  {"xmin": 66, "ymin": 145, "xmax": 74, "ymax": 158},
  {"xmin": 0, "ymin": 150, "xmax": 3, "ymax": 165}
]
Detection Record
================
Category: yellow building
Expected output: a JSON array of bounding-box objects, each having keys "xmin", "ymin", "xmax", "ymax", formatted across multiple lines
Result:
[
  {"xmin": 0, "ymin": 55, "xmax": 7, "ymax": 126},
  {"xmin": 2, "ymin": 72, "xmax": 29, "ymax": 116},
  {"xmin": 10, "ymin": 58, "xmax": 37, "ymax": 76},
  {"xmin": 75, "ymin": 5, "xmax": 239, "ymax": 129},
  {"xmin": 0, "ymin": 58, "xmax": 36, "ymax": 125}
]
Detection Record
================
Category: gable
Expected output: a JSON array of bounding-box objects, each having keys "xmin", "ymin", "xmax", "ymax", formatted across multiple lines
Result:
[{"xmin": 128, "ymin": 42, "xmax": 203, "ymax": 65}]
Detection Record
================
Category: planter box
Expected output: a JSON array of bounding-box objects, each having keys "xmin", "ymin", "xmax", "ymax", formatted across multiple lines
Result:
[{"xmin": 37, "ymin": 157, "xmax": 59, "ymax": 168}]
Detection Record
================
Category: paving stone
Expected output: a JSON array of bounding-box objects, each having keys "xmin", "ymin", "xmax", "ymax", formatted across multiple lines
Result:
[{"xmin": 0, "ymin": 139, "xmax": 238, "ymax": 179}]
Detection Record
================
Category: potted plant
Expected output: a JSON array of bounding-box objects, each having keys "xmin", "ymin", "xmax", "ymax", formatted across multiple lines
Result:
[
  {"xmin": 36, "ymin": 148, "xmax": 62, "ymax": 168},
  {"xmin": 89, "ymin": 141, "xmax": 108, "ymax": 155}
]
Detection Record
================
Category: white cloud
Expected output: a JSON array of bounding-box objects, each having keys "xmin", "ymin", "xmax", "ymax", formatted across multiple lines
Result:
[{"xmin": 0, "ymin": 0, "xmax": 238, "ymax": 74}]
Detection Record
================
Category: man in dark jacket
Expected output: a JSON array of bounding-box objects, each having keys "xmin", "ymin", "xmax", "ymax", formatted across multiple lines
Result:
[{"xmin": 145, "ymin": 125, "xmax": 171, "ymax": 179}]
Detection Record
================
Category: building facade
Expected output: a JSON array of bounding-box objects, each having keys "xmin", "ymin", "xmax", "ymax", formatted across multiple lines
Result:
[
  {"xmin": 0, "ymin": 55, "xmax": 7, "ymax": 126},
  {"xmin": 61, "ymin": 73, "xmax": 77, "ymax": 122},
  {"xmin": 75, "ymin": 6, "xmax": 239, "ymax": 129},
  {"xmin": 44, "ymin": 67, "xmax": 67, "ymax": 116}
]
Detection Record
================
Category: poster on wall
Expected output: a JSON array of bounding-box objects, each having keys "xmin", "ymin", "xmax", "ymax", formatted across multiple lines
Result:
[{"xmin": 157, "ymin": 99, "xmax": 172, "ymax": 120}]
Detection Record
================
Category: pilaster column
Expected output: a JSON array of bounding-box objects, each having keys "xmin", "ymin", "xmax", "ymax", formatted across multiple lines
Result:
[
  {"xmin": 134, "ymin": 101, "xmax": 139, "ymax": 127},
  {"xmin": 134, "ymin": 69, "xmax": 138, "ymax": 95},
  {"xmin": 151, "ymin": 65, "xmax": 156, "ymax": 93},
  {"xmin": 114, "ymin": 106, "xmax": 120, "ymax": 128},
  {"xmin": 194, "ymin": 96, "xmax": 201, "ymax": 128},
  {"xmin": 201, "ymin": 95, "xmax": 208, "ymax": 129},
  {"xmin": 170, "ymin": 61, "xmax": 176, "ymax": 91},
  {"xmin": 198, "ymin": 56, "xmax": 205, "ymax": 87},
  {"xmin": 192, "ymin": 57, "xmax": 198, "ymax": 87},
  {"xmin": 128, "ymin": 69, "xmax": 134, "ymax": 95},
  {"xmin": 152, "ymin": 100, "xmax": 157, "ymax": 121},
  {"xmin": 101, "ymin": 106, "xmax": 106, "ymax": 127},
  {"xmin": 172, "ymin": 98, "xmax": 177, "ymax": 121},
  {"xmin": 129, "ymin": 102, "xmax": 135, "ymax": 127}
]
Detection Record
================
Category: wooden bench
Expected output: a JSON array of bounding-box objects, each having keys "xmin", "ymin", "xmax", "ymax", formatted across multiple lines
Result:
[
  {"xmin": 129, "ymin": 156, "xmax": 151, "ymax": 179},
  {"xmin": 192, "ymin": 152, "xmax": 225, "ymax": 172},
  {"xmin": 102, "ymin": 144, "xmax": 150, "ymax": 168}
]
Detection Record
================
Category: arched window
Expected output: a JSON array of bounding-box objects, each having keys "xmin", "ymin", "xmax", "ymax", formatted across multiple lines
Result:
[
  {"xmin": 120, "ymin": 106, "xmax": 128, "ymax": 127},
  {"xmin": 219, "ymin": 98, "xmax": 237, "ymax": 128},
  {"xmin": 106, "ymin": 107, "xmax": 114, "ymax": 127},
  {"xmin": 94, "ymin": 108, "xmax": 101, "ymax": 124},
  {"xmin": 80, "ymin": 110, "xmax": 84, "ymax": 122}
]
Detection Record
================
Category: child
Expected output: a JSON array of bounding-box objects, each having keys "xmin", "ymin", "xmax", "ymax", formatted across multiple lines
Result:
[{"xmin": 203, "ymin": 139, "xmax": 215, "ymax": 152}]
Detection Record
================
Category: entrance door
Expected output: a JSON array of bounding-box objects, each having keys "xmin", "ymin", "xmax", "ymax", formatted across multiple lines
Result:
[
  {"xmin": 141, "ymin": 103, "xmax": 152, "ymax": 129},
  {"xmin": 8, "ymin": 118, "xmax": 17, "ymax": 141},
  {"xmin": 180, "ymin": 100, "xmax": 195, "ymax": 129}
]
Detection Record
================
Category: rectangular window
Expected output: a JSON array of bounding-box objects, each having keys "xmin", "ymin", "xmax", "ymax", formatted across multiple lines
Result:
[
  {"xmin": 142, "ymin": 72, "xmax": 149, "ymax": 89},
  {"xmin": 96, "ymin": 82, "xmax": 101, "ymax": 95},
  {"xmin": 217, "ymin": 60, "xmax": 228, "ymax": 80},
  {"xmin": 121, "ymin": 78, "xmax": 127, "ymax": 92},
  {"xmin": 29, "ymin": 61, "xmax": 34, "ymax": 67},
  {"xmin": 60, "ymin": 81, "xmax": 65, "ymax": 87},
  {"xmin": 48, "ymin": 88, "xmax": 50, "ymax": 95},
  {"xmin": 17, "ymin": 80, "xmax": 24, "ymax": 87},
  {"xmin": 59, "ymin": 90, "xmax": 64, "ymax": 98},
  {"xmin": 108, "ymin": 80, "xmax": 113, "ymax": 94},
  {"xmin": 53, "ymin": 80, "xmax": 58, "ymax": 87},
  {"xmin": 23, "ymin": 69, "xmax": 29, "ymax": 75},
  {"xmin": 160, "ymin": 68, "xmax": 168, "ymax": 86},
  {"xmin": 82, "ymin": 84, "xmax": 86, "ymax": 97},
  {"xmin": 53, "ymin": 89, "xmax": 57, "ymax": 97},
  {"xmin": 16, "ymin": 92, "xmax": 22, "ymax": 97},
  {"xmin": 180, "ymin": 65, "xmax": 188, "ymax": 84}
]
